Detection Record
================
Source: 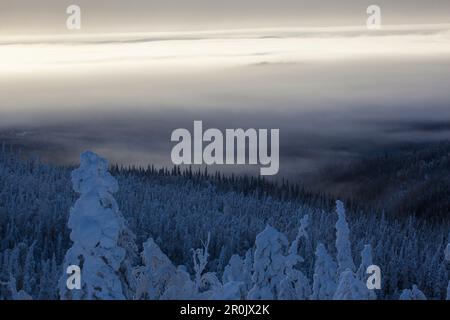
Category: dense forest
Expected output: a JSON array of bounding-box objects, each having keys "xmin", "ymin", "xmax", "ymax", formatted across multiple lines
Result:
[
  {"xmin": 309, "ymin": 141, "xmax": 450, "ymax": 219},
  {"xmin": 0, "ymin": 145, "xmax": 449, "ymax": 299}
]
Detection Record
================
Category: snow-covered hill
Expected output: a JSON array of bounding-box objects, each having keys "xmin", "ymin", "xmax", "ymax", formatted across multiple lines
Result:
[{"xmin": 0, "ymin": 147, "xmax": 449, "ymax": 299}]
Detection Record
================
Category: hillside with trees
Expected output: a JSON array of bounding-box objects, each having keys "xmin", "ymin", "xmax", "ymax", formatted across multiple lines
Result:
[{"xmin": 0, "ymin": 147, "xmax": 449, "ymax": 299}]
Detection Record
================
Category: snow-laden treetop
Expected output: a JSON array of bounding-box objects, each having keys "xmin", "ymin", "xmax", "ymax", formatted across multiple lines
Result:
[
  {"xmin": 71, "ymin": 150, "xmax": 118, "ymax": 195},
  {"xmin": 68, "ymin": 151, "xmax": 124, "ymax": 251}
]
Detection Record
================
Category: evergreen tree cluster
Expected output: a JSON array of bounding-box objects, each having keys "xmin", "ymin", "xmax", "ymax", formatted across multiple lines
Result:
[{"xmin": 0, "ymin": 147, "xmax": 449, "ymax": 299}]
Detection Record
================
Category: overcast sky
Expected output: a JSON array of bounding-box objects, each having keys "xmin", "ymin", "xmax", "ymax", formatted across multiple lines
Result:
[
  {"xmin": 1, "ymin": 0, "xmax": 450, "ymax": 34},
  {"xmin": 1, "ymin": 1, "xmax": 449, "ymax": 177}
]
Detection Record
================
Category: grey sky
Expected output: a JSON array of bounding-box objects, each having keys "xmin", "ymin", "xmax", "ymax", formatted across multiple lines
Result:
[
  {"xmin": 2, "ymin": 55, "xmax": 450, "ymax": 178},
  {"xmin": 1, "ymin": 0, "xmax": 450, "ymax": 34},
  {"xmin": 1, "ymin": 1, "xmax": 449, "ymax": 178}
]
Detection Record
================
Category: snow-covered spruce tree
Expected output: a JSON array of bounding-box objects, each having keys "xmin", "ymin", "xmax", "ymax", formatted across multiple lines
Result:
[
  {"xmin": 118, "ymin": 225, "xmax": 139, "ymax": 299},
  {"xmin": 59, "ymin": 151, "xmax": 136, "ymax": 300},
  {"xmin": 221, "ymin": 250, "xmax": 253, "ymax": 299},
  {"xmin": 356, "ymin": 244, "xmax": 377, "ymax": 300},
  {"xmin": 311, "ymin": 243, "xmax": 337, "ymax": 300},
  {"xmin": 223, "ymin": 254, "xmax": 245, "ymax": 284},
  {"xmin": 399, "ymin": 285, "xmax": 427, "ymax": 300},
  {"xmin": 333, "ymin": 270, "xmax": 370, "ymax": 300},
  {"xmin": 134, "ymin": 237, "xmax": 176, "ymax": 299},
  {"xmin": 160, "ymin": 266, "xmax": 197, "ymax": 300},
  {"xmin": 22, "ymin": 241, "xmax": 37, "ymax": 295},
  {"xmin": 242, "ymin": 249, "xmax": 253, "ymax": 291},
  {"xmin": 209, "ymin": 281, "xmax": 244, "ymax": 300},
  {"xmin": 278, "ymin": 215, "xmax": 311, "ymax": 300},
  {"xmin": 134, "ymin": 237, "xmax": 196, "ymax": 300},
  {"xmin": 335, "ymin": 201, "xmax": 355, "ymax": 274},
  {"xmin": 220, "ymin": 249, "xmax": 252, "ymax": 300},
  {"xmin": 356, "ymin": 245, "xmax": 373, "ymax": 281},
  {"xmin": 248, "ymin": 225, "xmax": 288, "ymax": 300}
]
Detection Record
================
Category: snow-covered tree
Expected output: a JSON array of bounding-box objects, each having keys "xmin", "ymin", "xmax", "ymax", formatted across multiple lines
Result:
[
  {"xmin": 242, "ymin": 249, "xmax": 253, "ymax": 291},
  {"xmin": 445, "ymin": 243, "xmax": 450, "ymax": 262},
  {"xmin": 192, "ymin": 233, "xmax": 211, "ymax": 291},
  {"xmin": 1, "ymin": 146, "xmax": 450, "ymax": 300},
  {"xmin": 248, "ymin": 225, "xmax": 288, "ymax": 300},
  {"xmin": 59, "ymin": 151, "xmax": 131, "ymax": 300},
  {"xmin": 356, "ymin": 244, "xmax": 377, "ymax": 299},
  {"xmin": 223, "ymin": 254, "xmax": 245, "ymax": 284},
  {"xmin": 133, "ymin": 236, "xmax": 200, "ymax": 300},
  {"xmin": 312, "ymin": 243, "xmax": 337, "ymax": 300},
  {"xmin": 335, "ymin": 201, "xmax": 355, "ymax": 274},
  {"xmin": 118, "ymin": 225, "xmax": 139, "ymax": 299},
  {"xmin": 134, "ymin": 237, "xmax": 177, "ymax": 299},
  {"xmin": 278, "ymin": 270, "xmax": 311, "ymax": 300},
  {"xmin": 278, "ymin": 216, "xmax": 311, "ymax": 300},
  {"xmin": 159, "ymin": 265, "xmax": 196, "ymax": 300},
  {"xmin": 210, "ymin": 281, "xmax": 244, "ymax": 300},
  {"xmin": 22, "ymin": 241, "xmax": 37, "ymax": 294},
  {"xmin": 357, "ymin": 245, "xmax": 373, "ymax": 281},
  {"xmin": 333, "ymin": 270, "xmax": 370, "ymax": 300},
  {"xmin": 221, "ymin": 251, "xmax": 253, "ymax": 299},
  {"xmin": 399, "ymin": 285, "xmax": 427, "ymax": 300}
]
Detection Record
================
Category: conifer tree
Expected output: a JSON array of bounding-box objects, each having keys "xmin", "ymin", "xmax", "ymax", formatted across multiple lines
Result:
[
  {"xmin": 335, "ymin": 201, "xmax": 355, "ymax": 274},
  {"xmin": 59, "ymin": 151, "xmax": 131, "ymax": 300},
  {"xmin": 248, "ymin": 226, "xmax": 288, "ymax": 300},
  {"xmin": 399, "ymin": 285, "xmax": 427, "ymax": 300},
  {"xmin": 312, "ymin": 243, "xmax": 337, "ymax": 300},
  {"xmin": 333, "ymin": 270, "xmax": 370, "ymax": 300}
]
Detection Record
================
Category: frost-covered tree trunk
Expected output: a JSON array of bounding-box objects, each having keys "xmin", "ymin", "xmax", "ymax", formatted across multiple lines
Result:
[
  {"xmin": 59, "ymin": 151, "xmax": 133, "ymax": 300},
  {"xmin": 335, "ymin": 201, "xmax": 355, "ymax": 274},
  {"xmin": 312, "ymin": 243, "xmax": 337, "ymax": 300}
]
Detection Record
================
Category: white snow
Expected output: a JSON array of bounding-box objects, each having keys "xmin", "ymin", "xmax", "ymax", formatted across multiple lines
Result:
[
  {"xmin": 399, "ymin": 285, "xmax": 427, "ymax": 300},
  {"xmin": 333, "ymin": 269, "xmax": 370, "ymax": 300},
  {"xmin": 335, "ymin": 200, "xmax": 355, "ymax": 274},
  {"xmin": 59, "ymin": 151, "xmax": 128, "ymax": 300}
]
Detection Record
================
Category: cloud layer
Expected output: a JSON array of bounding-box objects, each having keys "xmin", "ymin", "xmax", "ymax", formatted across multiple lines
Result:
[{"xmin": 1, "ymin": 26, "xmax": 450, "ymax": 178}]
